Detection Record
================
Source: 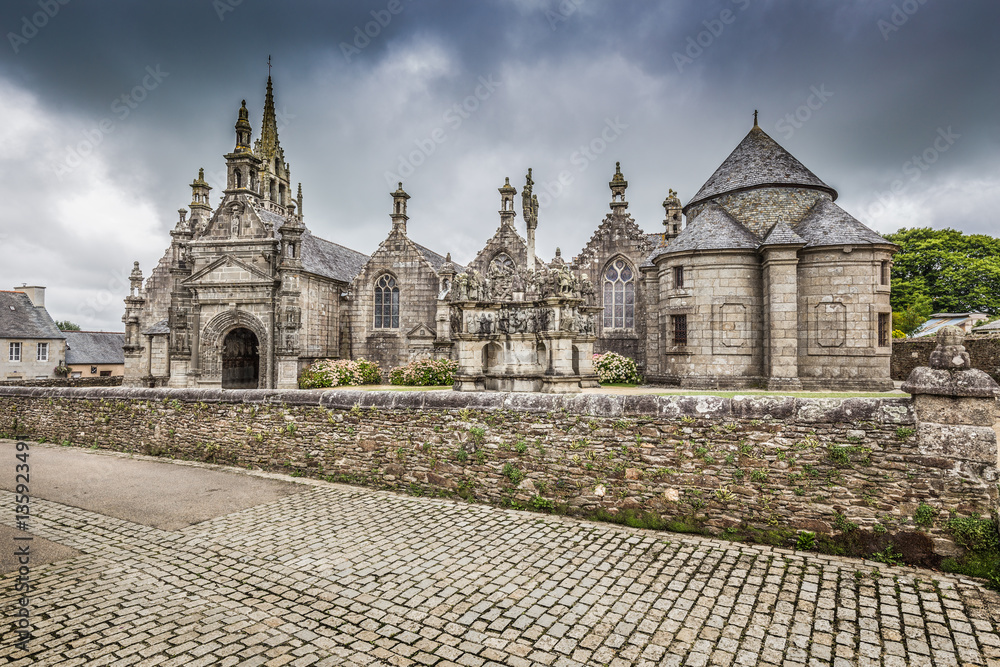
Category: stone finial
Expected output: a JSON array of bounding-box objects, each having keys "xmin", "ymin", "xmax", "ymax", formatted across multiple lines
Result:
[
  {"xmin": 928, "ymin": 325, "xmax": 971, "ymax": 370},
  {"xmin": 902, "ymin": 325, "xmax": 998, "ymax": 398}
]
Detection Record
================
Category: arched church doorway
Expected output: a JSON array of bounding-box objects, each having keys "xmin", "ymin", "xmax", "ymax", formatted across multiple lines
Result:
[{"xmin": 222, "ymin": 328, "xmax": 260, "ymax": 389}]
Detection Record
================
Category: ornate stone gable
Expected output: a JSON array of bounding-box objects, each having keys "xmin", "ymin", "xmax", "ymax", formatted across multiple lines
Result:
[
  {"xmin": 197, "ymin": 195, "xmax": 274, "ymax": 240},
  {"xmin": 572, "ymin": 210, "xmax": 654, "ymax": 269},
  {"xmin": 183, "ymin": 254, "xmax": 275, "ymax": 288},
  {"xmin": 355, "ymin": 227, "xmax": 442, "ymax": 282},
  {"xmin": 466, "ymin": 220, "xmax": 543, "ymax": 276}
]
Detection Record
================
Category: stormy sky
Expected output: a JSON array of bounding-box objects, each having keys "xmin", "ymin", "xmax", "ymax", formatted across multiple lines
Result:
[{"xmin": 1, "ymin": 0, "xmax": 998, "ymax": 331}]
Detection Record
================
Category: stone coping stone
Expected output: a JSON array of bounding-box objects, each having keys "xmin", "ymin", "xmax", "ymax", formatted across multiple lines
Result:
[
  {"xmin": 902, "ymin": 367, "xmax": 1000, "ymax": 398},
  {"xmin": 0, "ymin": 386, "xmax": 915, "ymax": 424}
]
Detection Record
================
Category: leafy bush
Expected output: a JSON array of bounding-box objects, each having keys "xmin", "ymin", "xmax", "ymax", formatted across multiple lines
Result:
[
  {"xmin": 502, "ymin": 463, "xmax": 524, "ymax": 485},
  {"xmin": 796, "ymin": 531, "xmax": 816, "ymax": 550},
  {"xmin": 593, "ymin": 352, "xmax": 642, "ymax": 385},
  {"xmin": 946, "ymin": 513, "xmax": 1000, "ymax": 554},
  {"xmin": 389, "ymin": 357, "xmax": 458, "ymax": 386},
  {"xmin": 298, "ymin": 358, "xmax": 382, "ymax": 388}
]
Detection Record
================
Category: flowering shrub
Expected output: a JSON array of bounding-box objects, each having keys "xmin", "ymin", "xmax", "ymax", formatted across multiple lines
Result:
[
  {"xmin": 390, "ymin": 358, "xmax": 458, "ymax": 386},
  {"xmin": 298, "ymin": 358, "xmax": 381, "ymax": 389},
  {"xmin": 593, "ymin": 352, "xmax": 642, "ymax": 385}
]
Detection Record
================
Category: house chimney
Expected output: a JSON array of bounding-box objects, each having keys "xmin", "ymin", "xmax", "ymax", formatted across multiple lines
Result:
[{"xmin": 14, "ymin": 285, "xmax": 45, "ymax": 307}]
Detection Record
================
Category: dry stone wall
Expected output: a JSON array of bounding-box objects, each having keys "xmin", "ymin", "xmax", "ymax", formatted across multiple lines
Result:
[
  {"xmin": 893, "ymin": 335, "xmax": 1000, "ymax": 383},
  {"xmin": 1, "ymin": 386, "xmax": 996, "ymax": 561}
]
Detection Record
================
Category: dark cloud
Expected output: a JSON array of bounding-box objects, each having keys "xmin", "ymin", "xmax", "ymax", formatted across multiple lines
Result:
[{"xmin": 1, "ymin": 0, "xmax": 998, "ymax": 330}]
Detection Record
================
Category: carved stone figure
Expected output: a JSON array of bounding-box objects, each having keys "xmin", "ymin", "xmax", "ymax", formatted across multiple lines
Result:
[{"xmin": 929, "ymin": 325, "xmax": 972, "ymax": 370}]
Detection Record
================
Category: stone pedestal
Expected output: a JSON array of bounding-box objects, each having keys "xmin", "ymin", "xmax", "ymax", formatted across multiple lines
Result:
[
  {"xmin": 276, "ymin": 356, "xmax": 300, "ymax": 390},
  {"xmin": 901, "ymin": 326, "xmax": 1000, "ymax": 554}
]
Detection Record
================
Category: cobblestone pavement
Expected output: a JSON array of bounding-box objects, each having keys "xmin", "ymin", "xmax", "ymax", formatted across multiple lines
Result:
[{"xmin": 3, "ymin": 458, "xmax": 1000, "ymax": 666}]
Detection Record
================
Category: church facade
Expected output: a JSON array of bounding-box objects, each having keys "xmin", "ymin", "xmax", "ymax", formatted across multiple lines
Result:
[{"xmin": 122, "ymin": 79, "xmax": 896, "ymax": 392}]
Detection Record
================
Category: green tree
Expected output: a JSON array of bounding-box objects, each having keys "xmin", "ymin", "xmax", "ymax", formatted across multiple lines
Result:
[
  {"xmin": 885, "ymin": 228, "xmax": 1000, "ymax": 317},
  {"xmin": 892, "ymin": 292, "xmax": 933, "ymax": 335},
  {"xmin": 54, "ymin": 320, "xmax": 81, "ymax": 331}
]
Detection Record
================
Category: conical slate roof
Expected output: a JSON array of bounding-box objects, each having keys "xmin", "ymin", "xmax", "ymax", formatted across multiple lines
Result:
[
  {"xmin": 685, "ymin": 124, "xmax": 837, "ymax": 210},
  {"xmin": 663, "ymin": 202, "xmax": 759, "ymax": 254},
  {"xmin": 793, "ymin": 198, "xmax": 892, "ymax": 248},
  {"xmin": 761, "ymin": 220, "xmax": 805, "ymax": 246}
]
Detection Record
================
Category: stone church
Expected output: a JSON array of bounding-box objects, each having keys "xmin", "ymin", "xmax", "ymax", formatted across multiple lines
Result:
[{"xmin": 123, "ymin": 78, "xmax": 896, "ymax": 391}]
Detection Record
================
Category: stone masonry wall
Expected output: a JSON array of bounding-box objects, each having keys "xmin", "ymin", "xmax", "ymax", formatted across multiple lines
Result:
[
  {"xmin": 0, "ymin": 376, "xmax": 122, "ymax": 388},
  {"xmin": 1, "ymin": 386, "xmax": 995, "ymax": 561},
  {"xmin": 893, "ymin": 335, "xmax": 1000, "ymax": 383}
]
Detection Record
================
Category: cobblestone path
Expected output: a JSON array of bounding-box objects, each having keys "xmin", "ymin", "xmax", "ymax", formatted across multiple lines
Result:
[{"xmin": 3, "ymin": 471, "xmax": 1000, "ymax": 666}]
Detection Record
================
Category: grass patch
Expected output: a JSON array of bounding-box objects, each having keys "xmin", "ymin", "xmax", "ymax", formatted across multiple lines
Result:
[
  {"xmin": 355, "ymin": 385, "xmax": 453, "ymax": 391},
  {"xmin": 653, "ymin": 390, "xmax": 905, "ymax": 398}
]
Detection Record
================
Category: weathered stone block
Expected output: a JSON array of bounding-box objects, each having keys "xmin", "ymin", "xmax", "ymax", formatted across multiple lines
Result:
[
  {"xmin": 913, "ymin": 395, "xmax": 996, "ymax": 427},
  {"xmin": 916, "ymin": 423, "xmax": 998, "ymax": 465}
]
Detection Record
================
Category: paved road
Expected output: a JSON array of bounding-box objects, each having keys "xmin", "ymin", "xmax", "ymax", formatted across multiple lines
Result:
[{"xmin": 1, "ymin": 441, "xmax": 999, "ymax": 666}]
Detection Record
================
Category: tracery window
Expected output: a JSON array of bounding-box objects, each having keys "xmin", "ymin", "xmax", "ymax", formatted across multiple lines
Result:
[
  {"xmin": 490, "ymin": 253, "xmax": 514, "ymax": 273},
  {"xmin": 603, "ymin": 259, "xmax": 635, "ymax": 330},
  {"xmin": 374, "ymin": 275, "xmax": 399, "ymax": 329}
]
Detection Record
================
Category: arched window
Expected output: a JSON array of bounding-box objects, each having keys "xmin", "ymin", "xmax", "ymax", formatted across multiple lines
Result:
[
  {"xmin": 603, "ymin": 259, "xmax": 635, "ymax": 330},
  {"xmin": 234, "ymin": 168, "xmax": 242, "ymax": 189},
  {"xmin": 490, "ymin": 253, "xmax": 514, "ymax": 273},
  {"xmin": 374, "ymin": 275, "xmax": 399, "ymax": 329}
]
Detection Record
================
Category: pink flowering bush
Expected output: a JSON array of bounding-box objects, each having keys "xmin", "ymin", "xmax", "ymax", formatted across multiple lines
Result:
[
  {"xmin": 593, "ymin": 352, "xmax": 642, "ymax": 385},
  {"xmin": 298, "ymin": 358, "xmax": 382, "ymax": 388},
  {"xmin": 389, "ymin": 358, "xmax": 458, "ymax": 386}
]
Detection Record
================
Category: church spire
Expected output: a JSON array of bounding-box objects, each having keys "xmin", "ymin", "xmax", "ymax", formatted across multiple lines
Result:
[
  {"xmin": 253, "ymin": 70, "xmax": 291, "ymax": 212},
  {"xmin": 258, "ymin": 75, "xmax": 279, "ymax": 160}
]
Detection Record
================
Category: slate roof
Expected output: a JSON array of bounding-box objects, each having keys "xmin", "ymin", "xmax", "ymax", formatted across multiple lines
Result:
[
  {"xmin": 259, "ymin": 205, "xmax": 370, "ymax": 283},
  {"xmin": 0, "ymin": 291, "xmax": 65, "ymax": 339},
  {"xmin": 761, "ymin": 220, "xmax": 805, "ymax": 246},
  {"xmin": 299, "ymin": 231, "xmax": 369, "ymax": 283},
  {"xmin": 64, "ymin": 331, "xmax": 125, "ymax": 365},
  {"xmin": 662, "ymin": 202, "xmax": 760, "ymax": 254},
  {"xmin": 143, "ymin": 319, "xmax": 170, "ymax": 335},
  {"xmin": 412, "ymin": 241, "xmax": 454, "ymax": 273},
  {"xmin": 256, "ymin": 208, "xmax": 287, "ymax": 229},
  {"xmin": 686, "ymin": 125, "xmax": 836, "ymax": 210},
  {"xmin": 793, "ymin": 198, "xmax": 892, "ymax": 248},
  {"xmin": 974, "ymin": 319, "xmax": 1000, "ymax": 333}
]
